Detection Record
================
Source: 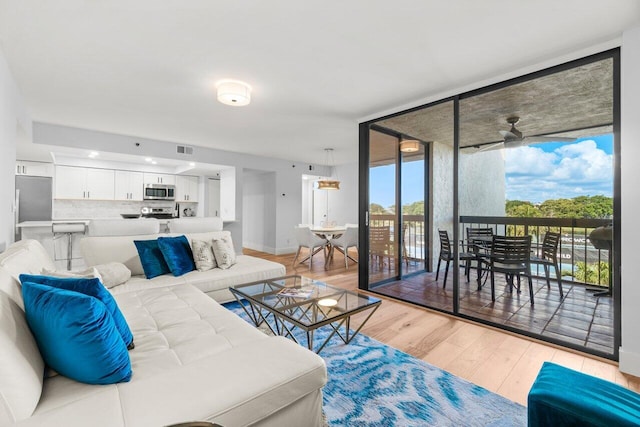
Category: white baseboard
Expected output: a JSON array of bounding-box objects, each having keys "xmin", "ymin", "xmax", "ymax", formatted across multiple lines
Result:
[
  {"xmin": 275, "ymin": 246, "xmax": 297, "ymax": 256},
  {"xmin": 243, "ymin": 242, "xmax": 274, "ymax": 254},
  {"xmin": 619, "ymin": 347, "xmax": 640, "ymax": 376},
  {"xmin": 243, "ymin": 242, "xmax": 297, "ymax": 256}
]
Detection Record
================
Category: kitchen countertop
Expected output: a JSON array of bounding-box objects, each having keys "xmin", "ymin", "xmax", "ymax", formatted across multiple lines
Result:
[
  {"xmin": 16, "ymin": 218, "xmax": 171, "ymax": 228},
  {"xmin": 16, "ymin": 217, "xmax": 234, "ymax": 228}
]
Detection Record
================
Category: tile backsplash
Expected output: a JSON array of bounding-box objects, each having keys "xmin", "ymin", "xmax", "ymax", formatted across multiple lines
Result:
[{"xmin": 53, "ymin": 200, "xmax": 179, "ymax": 219}]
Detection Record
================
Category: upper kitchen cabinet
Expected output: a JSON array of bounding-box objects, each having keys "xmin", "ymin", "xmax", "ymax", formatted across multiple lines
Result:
[
  {"xmin": 16, "ymin": 161, "xmax": 54, "ymax": 177},
  {"xmin": 143, "ymin": 173, "xmax": 175, "ymax": 186},
  {"xmin": 55, "ymin": 166, "xmax": 115, "ymax": 200},
  {"xmin": 114, "ymin": 170, "xmax": 144, "ymax": 201},
  {"xmin": 175, "ymin": 175, "xmax": 199, "ymax": 202}
]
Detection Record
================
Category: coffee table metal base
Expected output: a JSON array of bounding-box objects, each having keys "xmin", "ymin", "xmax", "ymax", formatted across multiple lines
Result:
[{"xmin": 232, "ymin": 294, "xmax": 380, "ymax": 354}]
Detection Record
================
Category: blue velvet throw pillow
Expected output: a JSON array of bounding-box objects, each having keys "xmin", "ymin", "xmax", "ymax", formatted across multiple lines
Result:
[
  {"xmin": 157, "ymin": 235, "xmax": 196, "ymax": 277},
  {"xmin": 19, "ymin": 274, "xmax": 134, "ymax": 349},
  {"xmin": 21, "ymin": 282, "xmax": 132, "ymax": 385},
  {"xmin": 134, "ymin": 239, "xmax": 171, "ymax": 279}
]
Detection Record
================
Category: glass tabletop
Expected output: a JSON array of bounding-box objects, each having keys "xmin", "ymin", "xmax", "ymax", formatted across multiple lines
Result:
[{"xmin": 230, "ymin": 275, "xmax": 380, "ymax": 328}]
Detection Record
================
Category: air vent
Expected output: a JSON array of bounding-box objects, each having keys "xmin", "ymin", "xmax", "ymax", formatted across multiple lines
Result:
[{"xmin": 176, "ymin": 145, "xmax": 194, "ymax": 155}]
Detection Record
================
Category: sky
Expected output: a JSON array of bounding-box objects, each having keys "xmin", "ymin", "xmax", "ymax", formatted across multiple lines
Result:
[
  {"xmin": 369, "ymin": 134, "xmax": 613, "ymax": 208},
  {"xmin": 504, "ymin": 134, "xmax": 613, "ymax": 203}
]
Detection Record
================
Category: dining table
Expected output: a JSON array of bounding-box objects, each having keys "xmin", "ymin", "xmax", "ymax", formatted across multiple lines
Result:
[{"xmin": 309, "ymin": 226, "xmax": 346, "ymax": 240}]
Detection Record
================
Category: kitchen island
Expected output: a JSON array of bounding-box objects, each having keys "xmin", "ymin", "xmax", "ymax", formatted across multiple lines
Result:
[{"xmin": 16, "ymin": 218, "xmax": 173, "ymax": 270}]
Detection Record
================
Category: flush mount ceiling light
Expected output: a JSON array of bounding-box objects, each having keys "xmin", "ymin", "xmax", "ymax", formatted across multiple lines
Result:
[
  {"xmin": 399, "ymin": 139, "xmax": 420, "ymax": 153},
  {"xmin": 216, "ymin": 79, "xmax": 252, "ymax": 106},
  {"xmin": 317, "ymin": 148, "xmax": 340, "ymax": 190}
]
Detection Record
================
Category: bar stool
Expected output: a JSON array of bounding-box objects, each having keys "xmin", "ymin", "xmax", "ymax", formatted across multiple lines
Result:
[{"xmin": 52, "ymin": 222, "xmax": 86, "ymax": 270}]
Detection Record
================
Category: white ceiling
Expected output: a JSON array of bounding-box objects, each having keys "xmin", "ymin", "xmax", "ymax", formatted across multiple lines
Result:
[{"xmin": 1, "ymin": 1, "xmax": 639, "ymax": 165}]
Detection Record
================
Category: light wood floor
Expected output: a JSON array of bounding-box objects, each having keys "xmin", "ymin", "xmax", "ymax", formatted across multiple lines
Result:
[{"xmin": 245, "ymin": 248, "xmax": 640, "ymax": 406}]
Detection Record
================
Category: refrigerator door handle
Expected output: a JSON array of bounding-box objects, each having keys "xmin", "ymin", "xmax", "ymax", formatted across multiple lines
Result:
[{"xmin": 15, "ymin": 189, "xmax": 20, "ymax": 224}]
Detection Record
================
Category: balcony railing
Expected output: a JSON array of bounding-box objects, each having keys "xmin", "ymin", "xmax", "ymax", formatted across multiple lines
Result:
[
  {"xmin": 460, "ymin": 216, "xmax": 611, "ymax": 287},
  {"xmin": 369, "ymin": 214, "xmax": 426, "ymax": 262},
  {"xmin": 368, "ymin": 214, "xmax": 611, "ymax": 286}
]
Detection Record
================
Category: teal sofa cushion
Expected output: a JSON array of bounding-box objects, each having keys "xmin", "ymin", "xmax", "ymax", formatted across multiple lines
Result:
[
  {"xmin": 528, "ymin": 362, "xmax": 640, "ymax": 427},
  {"xmin": 19, "ymin": 274, "xmax": 134, "ymax": 349},
  {"xmin": 157, "ymin": 235, "xmax": 195, "ymax": 277},
  {"xmin": 22, "ymin": 281, "xmax": 132, "ymax": 385}
]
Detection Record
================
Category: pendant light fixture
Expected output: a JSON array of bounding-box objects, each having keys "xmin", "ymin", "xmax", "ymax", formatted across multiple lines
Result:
[
  {"xmin": 399, "ymin": 139, "xmax": 420, "ymax": 153},
  {"xmin": 317, "ymin": 148, "xmax": 340, "ymax": 190}
]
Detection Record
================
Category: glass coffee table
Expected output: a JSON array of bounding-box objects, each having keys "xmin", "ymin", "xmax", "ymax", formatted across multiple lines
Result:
[{"xmin": 229, "ymin": 275, "xmax": 381, "ymax": 354}]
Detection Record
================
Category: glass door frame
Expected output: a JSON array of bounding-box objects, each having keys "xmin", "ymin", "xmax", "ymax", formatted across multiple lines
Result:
[
  {"xmin": 357, "ymin": 49, "xmax": 621, "ymax": 361},
  {"xmin": 358, "ymin": 119, "xmax": 435, "ymax": 290}
]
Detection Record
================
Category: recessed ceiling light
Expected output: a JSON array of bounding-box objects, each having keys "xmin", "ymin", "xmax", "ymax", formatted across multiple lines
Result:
[
  {"xmin": 151, "ymin": 161, "xmax": 157, "ymax": 165},
  {"xmin": 145, "ymin": 157, "xmax": 152, "ymax": 162},
  {"xmin": 189, "ymin": 162, "xmax": 195, "ymax": 167},
  {"xmin": 216, "ymin": 79, "xmax": 252, "ymax": 106},
  {"xmin": 88, "ymin": 151, "xmax": 99, "ymax": 158}
]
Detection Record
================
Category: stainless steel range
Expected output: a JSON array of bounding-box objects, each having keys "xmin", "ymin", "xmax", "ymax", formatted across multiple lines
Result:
[{"xmin": 140, "ymin": 206, "xmax": 176, "ymax": 219}]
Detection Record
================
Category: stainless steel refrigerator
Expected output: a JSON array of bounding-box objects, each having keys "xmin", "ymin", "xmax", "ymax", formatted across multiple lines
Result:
[{"xmin": 15, "ymin": 175, "xmax": 53, "ymax": 236}]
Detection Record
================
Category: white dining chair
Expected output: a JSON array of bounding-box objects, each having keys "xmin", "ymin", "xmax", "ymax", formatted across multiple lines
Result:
[
  {"xmin": 329, "ymin": 225, "xmax": 358, "ymax": 268},
  {"xmin": 292, "ymin": 226, "xmax": 330, "ymax": 270}
]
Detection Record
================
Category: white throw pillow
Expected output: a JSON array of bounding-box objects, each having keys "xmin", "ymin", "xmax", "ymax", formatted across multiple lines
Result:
[
  {"xmin": 0, "ymin": 292, "xmax": 44, "ymax": 422},
  {"xmin": 191, "ymin": 239, "xmax": 217, "ymax": 271},
  {"xmin": 92, "ymin": 263, "xmax": 132, "ymax": 288},
  {"xmin": 211, "ymin": 236, "xmax": 236, "ymax": 269}
]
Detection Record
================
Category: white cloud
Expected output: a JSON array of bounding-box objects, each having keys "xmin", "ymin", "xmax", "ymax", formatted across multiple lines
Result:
[
  {"xmin": 505, "ymin": 140, "xmax": 613, "ymax": 202},
  {"xmin": 505, "ymin": 146, "xmax": 557, "ymax": 175}
]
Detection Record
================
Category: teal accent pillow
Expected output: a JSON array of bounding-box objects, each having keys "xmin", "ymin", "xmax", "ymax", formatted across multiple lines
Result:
[
  {"xmin": 21, "ymin": 282, "xmax": 132, "ymax": 385},
  {"xmin": 134, "ymin": 239, "xmax": 171, "ymax": 279},
  {"xmin": 19, "ymin": 274, "xmax": 134, "ymax": 349},
  {"xmin": 158, "ymin": 235, "xmax": 196, "ymax": 276}
]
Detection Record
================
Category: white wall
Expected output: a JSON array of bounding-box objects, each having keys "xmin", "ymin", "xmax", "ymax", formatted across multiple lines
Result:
[
  {"xmin": 0, "ymin": 49, "xmax": 31, "ymax": 251},
  {"xmin": 459, "ymin": 150, "xmax": 505, "ymax": 217},
  {"xmin": 620, "ymin": 25, "xmax": 640, "ymax": 375},
  {"xmin": 242, "ymin": 171, "xmax": 276, "ymax": 253},
  {"xmin": 430, "ymin": 142, "xmax": 454, "ymax": 269},
  {"xmin": 328, "ymin": 162, "xmax": 358, "ymax": 226}
]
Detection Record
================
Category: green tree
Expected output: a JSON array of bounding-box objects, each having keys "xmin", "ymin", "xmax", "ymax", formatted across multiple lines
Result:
[
  {"xmin": 369, "ymin": 203, "xmax": 388, "ymax": 214},
  {"xmin": 402, "ymin": 201, "xmax": 424, "ymax": 215}
]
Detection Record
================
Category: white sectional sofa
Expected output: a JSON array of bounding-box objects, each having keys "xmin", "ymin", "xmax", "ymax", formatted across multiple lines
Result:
[
  {"xmin": 0, "ymin": 238, "xmax": 327, "ymax": 426},
  {"xmin": 82, "ymin": 217, "xmax": 286, "ymax": 303}
]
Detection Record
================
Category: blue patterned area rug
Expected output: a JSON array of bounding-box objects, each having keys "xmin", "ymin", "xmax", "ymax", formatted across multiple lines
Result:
[{"xmin": 224, "ymin": 301, "xmax": 526, "ymax": 427}]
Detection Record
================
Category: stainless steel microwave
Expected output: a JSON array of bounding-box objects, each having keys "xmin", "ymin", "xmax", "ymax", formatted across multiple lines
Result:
[{"xmin": 143, "ymin": 184, "xmax": 176, "ymax": 201}]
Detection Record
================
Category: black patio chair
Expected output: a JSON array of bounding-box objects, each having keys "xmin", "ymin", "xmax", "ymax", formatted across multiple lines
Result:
[
  {"xmin": 436, "ymin": 230, "xmax": 475, "ymax": 289},
  {"xmin": 466, "ymin": 227, "xmax": 494, "ymax": 288},
  {"xmin": 487, "ymin": 235, "xmax": 535, "ymax": 305},
  {"xmin": 530, "ymin": 231, "xmax": 564, "ymax": 298}
]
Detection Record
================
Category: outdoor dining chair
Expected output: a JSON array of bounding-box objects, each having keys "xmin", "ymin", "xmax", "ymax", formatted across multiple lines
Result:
[
  {"xmin": 466, "ymin": 227, "xmax": 494, "ymax": 289},
  {"xmin": 437, "ymin": 230, "xmax": 475, "ymax": 289},
  {"xmin": 487, "ymin": 235, "xmax": 535, "ymax": 305},
  {"xmin": 530, "ymin": 231, "xmax": 564, "ymax": 298}
]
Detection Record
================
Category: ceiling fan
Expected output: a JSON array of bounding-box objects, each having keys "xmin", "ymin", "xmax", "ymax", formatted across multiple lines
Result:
[{"xmin": 478, "ymin": 116, "xmax": 576, "ymax": 151}]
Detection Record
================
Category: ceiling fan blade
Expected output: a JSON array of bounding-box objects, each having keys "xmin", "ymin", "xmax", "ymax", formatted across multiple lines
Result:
[
  {"xmin": 523, "ymin": 136, "xmax": 577, "ymax": 145},
  {"xmin": 478, "ymin": 142, "xmax": 504, "ymax": 152},
  {"xmin": 499, "ymin": 130, "xmax": 519, "ymax": 139}
]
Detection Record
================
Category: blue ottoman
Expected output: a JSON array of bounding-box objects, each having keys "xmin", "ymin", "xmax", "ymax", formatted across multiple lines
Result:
[{"xmin": 528, "ymin": 362, "xmax": 640, "ymax": 426}]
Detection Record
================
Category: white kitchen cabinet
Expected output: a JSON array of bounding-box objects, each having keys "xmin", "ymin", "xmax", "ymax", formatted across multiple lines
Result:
[
  {"xmin": 55, "ymin": 166, "xmax": 115, "ymax": 200},
  {"xmin": 115, "ymin": 170, "xmax": 144, "ymax": 201},
  {"xmin": 176, "ymin": 175, "xmax": 199, "ymax": 202},
  {"xmin": 16, "ymin": 161, "xmax": 54, "ymax": 177},
  {"xmin": 143, "ymin": 173, "xmax": 175, "ymax": 186}
]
